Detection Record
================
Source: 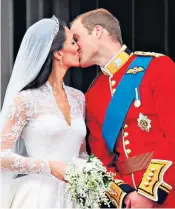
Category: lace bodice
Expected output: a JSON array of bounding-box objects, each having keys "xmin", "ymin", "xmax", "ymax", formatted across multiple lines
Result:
[{"xmin": 0, "ymin": 82, "xmax": 86, "ymax": 175}]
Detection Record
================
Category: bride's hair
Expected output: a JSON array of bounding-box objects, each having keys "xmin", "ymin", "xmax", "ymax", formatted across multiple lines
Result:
[{"xmin": 21, "ymin": 19, "xmax": 66, "ymax": 91}]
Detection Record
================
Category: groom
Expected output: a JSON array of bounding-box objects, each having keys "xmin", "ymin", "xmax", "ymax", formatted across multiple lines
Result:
[{"xmin": 70, "ymin": 8, "xmax": 175, "ymax": 208}]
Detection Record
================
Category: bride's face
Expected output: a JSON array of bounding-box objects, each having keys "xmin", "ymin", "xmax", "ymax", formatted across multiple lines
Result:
[{"xmin": 61, "ymin": 27, "xmax": 80, "ymax": 68}]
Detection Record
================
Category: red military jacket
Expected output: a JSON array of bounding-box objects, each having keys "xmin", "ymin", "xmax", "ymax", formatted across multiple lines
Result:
[{"xmin": 85, "ymin": 45, "xmax": 175, "ymax": 207}]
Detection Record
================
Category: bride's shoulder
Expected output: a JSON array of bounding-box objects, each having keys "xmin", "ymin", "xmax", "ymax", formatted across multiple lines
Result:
[
  {"xmin": 14, "ymin": 88, "xmax": 39, "ymax": 106},
  {"xmin": 16, "ymin": 89, "xmax": 34, "ymax": 100},
  {"xmin": 8, "ymin": 91, "xmax": 35, "ymax": 114}
]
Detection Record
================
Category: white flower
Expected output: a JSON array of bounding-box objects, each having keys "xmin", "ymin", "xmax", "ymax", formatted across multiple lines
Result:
[
  {"xmin": 72, "ymin": 157, "xmax": 87, "ymax": 170},
  {"xmin": 64, "ymin": 155, "xmax": 113, "ymax": 209}
]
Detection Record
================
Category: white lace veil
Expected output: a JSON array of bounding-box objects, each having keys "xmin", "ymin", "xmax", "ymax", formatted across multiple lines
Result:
[{"xmin": 0, "ymin": 16, "xmax": 60, "ymax": 206}]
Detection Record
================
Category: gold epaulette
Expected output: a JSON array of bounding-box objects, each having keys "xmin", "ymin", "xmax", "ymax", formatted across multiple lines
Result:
[{"xmin": 134, "ymin": 51, "xmax": 164, "ymax": 58}]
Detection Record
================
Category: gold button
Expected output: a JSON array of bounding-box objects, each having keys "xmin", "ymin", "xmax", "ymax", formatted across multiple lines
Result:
[
  {"xmin": 148, "ymin": 172, "xmax": 154, "ymax": 177},
  {"xmin": 112, "ymin": 89, "xmax": 116, "ymax": 94},
  {"xmin": 126, "ymin": 149, "xmax": 131, "ymax": 154},
  {"xmin": 111, "ymin": 80, "xmax": 116, "ymax": 86},
  {"xmin": 124, "ymin": 140, "xmax": 130, "ymax": 145},
  {"xmin": 123, "ymin": 132, "xmax": 129, "ymax": 137},
  {"xmin": 144, "ymin": 181, "xmax": 150, "ymax": 187},
  {"xmin": 147, "ymin": 177, "xmax": 152, "ymax": 182},
  {"xmin": 124, "ymin": 124, "xmax": 128, "ymax": 129},
  {"xmin": 151, "ymin": 168, "xmax": 156, "ymax": 172}
]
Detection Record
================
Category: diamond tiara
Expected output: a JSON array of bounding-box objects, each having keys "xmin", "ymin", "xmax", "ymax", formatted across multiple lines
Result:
[{"xmin": 51, "ymin": 15, "xmax": 60, "ymax": 38}]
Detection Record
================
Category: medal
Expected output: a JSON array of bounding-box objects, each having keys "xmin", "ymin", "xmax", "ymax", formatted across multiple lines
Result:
[
  {"xmin": 134, "ymin": 88, "xmax": 141, "ymax": 108},
  {"xmin": 137, "ymin": 113, "xmax": 151, "ymax": 132},
  {"xmin": 134, "ymin": 99, "xmax": 141, "ymax": 108}
]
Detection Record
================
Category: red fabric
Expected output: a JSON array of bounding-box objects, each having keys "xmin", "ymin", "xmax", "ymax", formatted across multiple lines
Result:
[{"xmin": 86, "ymin": 54, "xmax": 175, "ymax": 207}]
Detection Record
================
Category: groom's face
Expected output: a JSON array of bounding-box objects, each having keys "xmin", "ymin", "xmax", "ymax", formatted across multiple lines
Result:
[{"xmin": 71, "ymin": 19, "xmax": 97, "ymax": 68}]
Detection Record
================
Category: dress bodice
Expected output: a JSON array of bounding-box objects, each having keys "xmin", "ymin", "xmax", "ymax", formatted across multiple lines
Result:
[{"xmin": 0, "ymin": 82, "xmax": 86, "ymax": 174}]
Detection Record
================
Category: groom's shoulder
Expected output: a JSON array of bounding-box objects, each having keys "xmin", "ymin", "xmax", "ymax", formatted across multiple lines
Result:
[
  {"xmin": 133, "ymin": 50, "xmax": 174, "ymax": 68},
  {"xmin": 134, "ymin": 50, "xmax": 165, "ymax": 58},
  {"xmin": 87, "ymin": 71, "xmax": 103, "ymax": 92},
  {"xmin": 133, "ymin": 50, "xmax": 175, "ymax": 77},
  {"xmin": 133, "ymin": 50, "xmax": 174, "ymax": 66}
]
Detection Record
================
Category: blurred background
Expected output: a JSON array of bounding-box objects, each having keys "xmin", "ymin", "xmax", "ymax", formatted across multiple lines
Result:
[{"xmin": 1, "ymin": 0, "xmax": 175, "ymax": 107}]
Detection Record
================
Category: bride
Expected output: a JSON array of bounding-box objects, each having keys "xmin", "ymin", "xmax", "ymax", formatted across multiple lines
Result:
[{"xmin": 0, "ymin": 16, "xmax": 88, "ymax": 208}]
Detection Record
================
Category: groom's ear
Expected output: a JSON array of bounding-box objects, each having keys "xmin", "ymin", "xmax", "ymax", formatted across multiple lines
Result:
[{"xmin": 94, "ymin": 25, "xmax": 103, "ymax": 39}]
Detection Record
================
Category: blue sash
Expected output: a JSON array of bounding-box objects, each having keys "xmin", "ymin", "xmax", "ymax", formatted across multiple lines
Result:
[{"xmin": 102, "ymin": 56, "xmax": 153, "ymax": 152}]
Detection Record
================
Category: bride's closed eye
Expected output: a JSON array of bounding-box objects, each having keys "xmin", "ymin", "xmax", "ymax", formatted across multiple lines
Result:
[
  {"xmin": 73, "ymin": 35, "xmax": 79, "ymax": 42},
  {"xmin": 71, "ymin": 40, "xmax": 76, "ymax": 45}
]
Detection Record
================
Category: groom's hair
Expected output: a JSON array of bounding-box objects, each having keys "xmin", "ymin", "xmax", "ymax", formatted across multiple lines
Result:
[{"xmin": 72, "ymin": 8, "xmax": 122, "ymax": 44}]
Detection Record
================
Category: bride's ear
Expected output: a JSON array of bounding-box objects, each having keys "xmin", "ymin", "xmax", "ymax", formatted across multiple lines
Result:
[{"xmin": 53, "ymin": 50, "xmax": 63, "ymax": 61}]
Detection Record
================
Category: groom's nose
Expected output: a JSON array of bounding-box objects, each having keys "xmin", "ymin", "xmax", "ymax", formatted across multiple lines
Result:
[
  {"xmin": 75, "ymin": 40, "xmax": 81, "ymax": 48},
  {"xmin": 77, "ymin": 45, "xmax": 81, "ymax": 52},
  {"xmin": 74, "ymin": 42, "xmax": 79, "ymax": 50}
]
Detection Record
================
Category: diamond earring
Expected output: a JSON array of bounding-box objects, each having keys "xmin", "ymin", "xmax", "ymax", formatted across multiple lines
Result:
[{"xmin": 60, "ymin": 57, "xmax": 63, "ymax": 66}]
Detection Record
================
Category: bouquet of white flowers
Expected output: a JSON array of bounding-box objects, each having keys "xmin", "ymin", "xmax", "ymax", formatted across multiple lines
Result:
[{"xmin": 64, "ymin": 155, "xmax": 114, "ymax": 209}]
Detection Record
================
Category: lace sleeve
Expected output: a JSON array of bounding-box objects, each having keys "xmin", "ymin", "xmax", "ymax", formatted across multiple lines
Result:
[
  {"xmin": 79, "ymin": 139, "xmax": 89, "ymax": 160},
  {"xmin": 82, "ymin": 93, "xmax": 85, "ymax": 119},
  {"xmin": 0, "ymin": 94, "xmax": 51, "ymax": 175},
  {"xmin": 76, "ymin": 91, "xmax": 88, "ymax": 159},
  {"xmin": 78, "ymin": 91, "xmax": 85, "ymax": 119}
]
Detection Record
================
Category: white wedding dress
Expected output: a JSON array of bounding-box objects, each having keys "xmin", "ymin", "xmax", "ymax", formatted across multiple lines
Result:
[{"xmin": 0, "ymin": 82, "xmax": 87, "ymax": 208}]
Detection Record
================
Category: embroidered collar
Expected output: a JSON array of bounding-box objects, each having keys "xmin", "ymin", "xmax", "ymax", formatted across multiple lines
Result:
[{"xmin": 101, "ymin": 45, "xmax": 133, "ymax": 76}]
